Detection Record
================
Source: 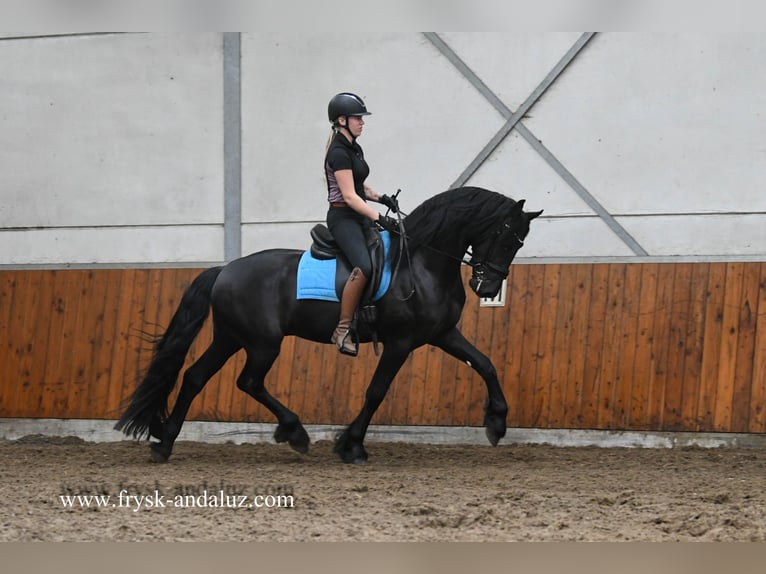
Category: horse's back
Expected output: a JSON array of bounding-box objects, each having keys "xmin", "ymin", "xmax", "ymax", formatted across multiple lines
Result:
[{"xmin": 209, "ymin": 248, "xmax": 339, "ymax": 342}]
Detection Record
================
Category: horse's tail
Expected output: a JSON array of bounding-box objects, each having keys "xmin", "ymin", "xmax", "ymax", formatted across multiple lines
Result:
[{"xmin": 114, "ymin": 266, "xmax": 224, "ymax": 439}]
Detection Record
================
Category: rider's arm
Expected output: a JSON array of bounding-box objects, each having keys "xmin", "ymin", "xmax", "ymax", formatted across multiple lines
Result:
[
  {"xmin": 335, "ymin": 170, "xmax": 383, "ymax": 222},
  {"xmin": 363, "ymin": 183, "xmax": 381, "ymax": 202}
]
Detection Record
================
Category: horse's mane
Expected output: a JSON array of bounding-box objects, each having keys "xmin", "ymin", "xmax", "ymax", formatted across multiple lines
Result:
[{"xmin": 403, "ymin": 187, "xmax": 517, "ymax": 251}]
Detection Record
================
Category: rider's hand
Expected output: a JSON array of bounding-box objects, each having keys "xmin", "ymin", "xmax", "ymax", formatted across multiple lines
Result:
[
  {"xmin": 379, "ymin": 194, "xmax": 399, "ymax": 213},
  {"xmin": 376, "ymin": 214, "xmax": 399, "ymax": 233}
]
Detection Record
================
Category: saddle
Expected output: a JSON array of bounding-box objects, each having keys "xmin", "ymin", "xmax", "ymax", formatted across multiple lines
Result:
[{"xmin": 309, "ymin": 223, "xmax": 387, "ymax": 310}]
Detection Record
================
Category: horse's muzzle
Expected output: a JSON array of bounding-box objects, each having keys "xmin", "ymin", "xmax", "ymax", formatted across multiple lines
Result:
[{"xmin": 469, "ymin": 276, "xmax": 503, "ymax": 298}]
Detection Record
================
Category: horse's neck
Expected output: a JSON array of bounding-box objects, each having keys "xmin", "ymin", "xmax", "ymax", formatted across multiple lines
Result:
[{"xmin": 412, "ymin": 238, "xmax": 467, "ymax": 276}]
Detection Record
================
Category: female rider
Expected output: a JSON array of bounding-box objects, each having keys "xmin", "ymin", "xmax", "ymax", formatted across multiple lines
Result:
[{"xmin": 324, "ymin": 92, "xmax": 398, "ymax": 356}]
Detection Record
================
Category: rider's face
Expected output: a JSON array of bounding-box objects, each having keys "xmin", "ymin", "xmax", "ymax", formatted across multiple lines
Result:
[{"xmin": 344, "ymin": 115, "xmax": 365, "ymax": 138}]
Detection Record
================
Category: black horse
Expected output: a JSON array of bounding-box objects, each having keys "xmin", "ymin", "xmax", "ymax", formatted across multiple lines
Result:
[{"xmin": 115, "ymin": 187, "xmax": 542, "ymax": 463}]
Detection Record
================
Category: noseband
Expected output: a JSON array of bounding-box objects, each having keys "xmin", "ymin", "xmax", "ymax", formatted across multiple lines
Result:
[{"xmin": 469, "ymin": 220, "xmax": 525, "ymax": 280}]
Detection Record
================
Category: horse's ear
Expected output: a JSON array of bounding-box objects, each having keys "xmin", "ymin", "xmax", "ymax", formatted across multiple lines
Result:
[
  {"xmin": 528, "ymin": 209, "xmax": 543, "ymax": 221},
  {"xmin": 510, "ymin": 199, "xmax": 526, "ymax": 216}
]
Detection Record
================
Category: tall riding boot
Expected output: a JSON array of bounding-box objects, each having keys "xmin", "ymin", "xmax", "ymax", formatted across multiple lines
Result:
[{"xmin": 331, "ymin": 267, "xmax": 368, "ymax": 356}]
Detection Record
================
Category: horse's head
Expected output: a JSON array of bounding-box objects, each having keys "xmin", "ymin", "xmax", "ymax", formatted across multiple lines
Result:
[{"xmin": 468, "ymin": 199, "xmax": 543, "ymax": 298}]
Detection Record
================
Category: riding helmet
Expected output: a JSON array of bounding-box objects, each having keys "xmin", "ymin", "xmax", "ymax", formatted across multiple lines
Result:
[{"xmin": 328, "ymin": 92, "xmax": 371, "ymax": 124}]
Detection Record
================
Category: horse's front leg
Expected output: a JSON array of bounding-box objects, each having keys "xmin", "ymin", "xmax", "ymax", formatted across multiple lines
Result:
[
  {"xmin": 432, "ymin": 327, "xmax": 508, "ymax": 446},
  {"xmin": 335, "ymin": 341, "xmax": 411, "ymax": 464}
]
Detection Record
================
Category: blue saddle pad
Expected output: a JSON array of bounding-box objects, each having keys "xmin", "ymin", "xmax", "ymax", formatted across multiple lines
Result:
[{"xmin": 296, "ymin": 231, "xmax": 392, "ymax": 302}]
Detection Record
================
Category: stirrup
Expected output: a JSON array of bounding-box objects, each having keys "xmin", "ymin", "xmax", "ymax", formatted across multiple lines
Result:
[{"xmin": 332, "ymin": 325, "xmax": 358, "ymax": 357}]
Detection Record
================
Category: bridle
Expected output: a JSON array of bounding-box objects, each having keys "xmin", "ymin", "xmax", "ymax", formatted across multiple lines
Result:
[
  {"xmin": 385, "ymin": 208, "xmax": 526, "ymax": 300},
  {"xmin": 469, "ymin": 219, "xmax": 526, "ymax": 281}
]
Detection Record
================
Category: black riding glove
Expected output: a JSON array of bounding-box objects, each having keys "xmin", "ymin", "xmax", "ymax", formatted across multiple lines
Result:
[
  {"xmin": 379, "ymin": 194, "xmax": 399, "ymax": 213},
  {"xmin": 376, "ymin": 214, "xmax": 399, "ymax": 233}
]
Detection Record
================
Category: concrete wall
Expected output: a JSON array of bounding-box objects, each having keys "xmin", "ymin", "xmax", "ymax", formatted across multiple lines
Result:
[{"xmin": 1, "ymin": 32, "xmax": 765, "ymax": 265}]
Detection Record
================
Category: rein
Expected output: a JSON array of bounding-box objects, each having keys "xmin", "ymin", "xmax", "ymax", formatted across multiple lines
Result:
[{"xmin": 385, "ymin": 206, "xmax": 524, "ymax": 300}]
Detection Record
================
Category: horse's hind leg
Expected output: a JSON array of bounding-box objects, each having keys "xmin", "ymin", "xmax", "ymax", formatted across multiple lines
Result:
[
  {"xmin": 237, "ymin": 343, "xmax": 310, "ymax": 454},
  {"xmin": 150, "ymin": 335, "xmax": 240, "ymax": 463}
]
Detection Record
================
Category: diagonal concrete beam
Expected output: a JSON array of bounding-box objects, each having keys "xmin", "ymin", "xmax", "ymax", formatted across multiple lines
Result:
[{"xmin": 424, "ymin": 32, "xmax": 648, "ymax": 256}]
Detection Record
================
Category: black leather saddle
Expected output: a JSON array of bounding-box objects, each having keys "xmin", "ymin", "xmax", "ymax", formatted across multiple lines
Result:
[{"xmin": 309, "ymin": 223, "xmax": 387, "ymax": 303}]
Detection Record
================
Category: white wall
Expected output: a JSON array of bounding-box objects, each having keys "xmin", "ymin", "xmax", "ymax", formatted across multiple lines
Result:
[
  {"xmin": 0, "ymin": 33, "xmax": 223, "ymax": 264},
  {"xmin": 1, "ymin": 33, "xmax": 764, "ymax": 265}
]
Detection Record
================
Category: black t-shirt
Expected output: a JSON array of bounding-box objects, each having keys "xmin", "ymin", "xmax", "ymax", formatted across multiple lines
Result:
[{"xmin": 325, "ymin": 132, "xmax": 370, "ymax": 203}]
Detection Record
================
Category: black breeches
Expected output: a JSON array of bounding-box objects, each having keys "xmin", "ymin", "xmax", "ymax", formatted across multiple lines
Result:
[{"xmin": 326, "ymin": 207, "xmax": 373, "ymax": 278}]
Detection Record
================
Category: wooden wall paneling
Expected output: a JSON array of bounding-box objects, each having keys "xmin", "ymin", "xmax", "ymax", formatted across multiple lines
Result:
[
  {"xmin": 66, "ymin": 270, "xmax": 97, "ymax": 418},
  {"xmin": 749, "ymin": 263, "xmax": 766, "ymax": 433},
  {"xmin": 86, "ymin": 270, "xmax": 120, "ymax": 418},
  {"xmin": 596, "ymin": 264, "xmax": 627, "ymax": 428},
  {"xmin": 730, "ymin": 262, "xmax": 761, "ymax": 432},
  {"xmin": 530, "ymin": 264, "xmax": 561, "ymax": 428},
  {"xmin": 304, "ymin": 338, "xmax": 332, "ymax": 424},
  {"xmin": 281, "ymin": 338, "xmax": 305, "ymax": 422},
  {"xmin": 680, "ymin": 263, "xmax": 710, "ymax": 431},
  {"xmin": 19, "ymin": 270, "xmax": 45, "ymax": 418},
  {"xmin": 613, "ymin": 263, "xmax": 642, "ymax": 428},
  {"xmin": 4, "ymin": 263, "xmax": 766, "ymax": 433},
  {"xmin": 697, "ymin": 264, "xmax": 727, "ymax": 429},
  {"xmin": 2, "ymin": 272, "xmax": 25, "ymax": 417},
  {"xmin": 580, "ymin": 264, "xmax": 610, "ymax": 429},
  {"xmin": 37, "ymin": 271, "xmax": 73, "ymax": 417},
  {"xmin": 0, "ymin": 273, "xmax": 12, "ymax": 414},
  {"xmin": 645, "ymin": 264, "xmax": 676, "ymax": 429},
  {"xmin": 547, "ymin": 264, "xmax": 578, "ymax": 428},
  {"xmin": 3, "ymin": 272, "xmax": 33, "ymax": 417},
  {"xmin": 78, "ymin": 269, "xmax": 106, "ymax": 418},
  {"xmin": 297, "ymin": 337, "xmax": 323, "ymax": 423},
  {"xmin": 629, "ymin": 263, "xmax": 659, "ymax": 430},
  {"xmin": 662, "ymin": 263, "xmax": 693, "ymax": 430},
  {"xmin": 562, "ymin": 264, "xmax": 594, "ymax": 428},
  {"xmin": 503, "ymin": 264, "xmax": 530, "ymax": 427},
  {"xmin": 516, "ymin": 264, "xmax": 546, "ymax": 427},
  {"xmin": 124, "ymin": 270, "xmax": 150, "ymax": 403},
  {"xmin": 713, "ymin": 263, "xmax": 745, "ymax": 431},
  {"xmin": 105, "ymin": 269, "xmax": 136, "ymax": 420},
  {"xmin": 284, "ymin": 338, "xmax": 311, "ymax": 421}
]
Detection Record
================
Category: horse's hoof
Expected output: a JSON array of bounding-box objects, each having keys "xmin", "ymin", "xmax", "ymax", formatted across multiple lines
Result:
[
  {"xmin": 274, "ymin": 423, "xmax": 310, "ymax": 454},
  {"xmin": 334, "ymin": 429, "xmax": 369, "ymax": 464},
  {"xmin": 289, "ymin": 431, "xmax": 310, "ymax": 454},
  {"xmin": 149, "ymin": 442, "xmax": 170, "ymax": 463},
  {"xmin": 484, "ymin": 411, "xmax": 507, "ymax": 447},
  {"xmin": 485, "ymin": 424, "xmax": 508, "ymax": 447}
]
